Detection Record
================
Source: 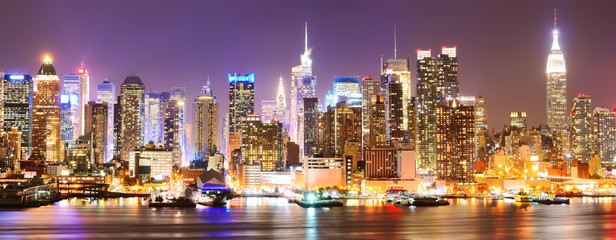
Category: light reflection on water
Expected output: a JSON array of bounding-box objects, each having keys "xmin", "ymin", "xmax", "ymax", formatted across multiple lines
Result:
[{"xmin": 0, "ymin": 197, "xmax": 614, "ymax": 238}]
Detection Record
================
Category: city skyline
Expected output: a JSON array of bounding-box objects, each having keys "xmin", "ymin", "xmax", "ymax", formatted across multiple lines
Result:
[{"xmin": 1, "ymin": 0, "xmax": 616, "ymax": 130}]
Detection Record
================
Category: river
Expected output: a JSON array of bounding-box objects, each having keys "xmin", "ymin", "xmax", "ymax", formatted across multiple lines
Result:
[{"xmin": 0, "ymin": 197, "xmax": 615, "ymax": 239}]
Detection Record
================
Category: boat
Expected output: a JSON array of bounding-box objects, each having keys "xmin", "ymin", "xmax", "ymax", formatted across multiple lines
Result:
[
  {"xmin": 514, "ymin": 195, "xmax": 533, "ymax": 203},
  {"xmin": 411, "ymin": 196, "xmax": 449, "ymax": 207},
  {"xmin": 535, "ymin": 197, "xmax": 570, "ymax": 205},
  {"xmin": 148, "ymin": 197, "xmax": 196, "ymax": 208},
  {"xmin": 296, "ymin": 199, "xmax": 343, "ymax": 208}
]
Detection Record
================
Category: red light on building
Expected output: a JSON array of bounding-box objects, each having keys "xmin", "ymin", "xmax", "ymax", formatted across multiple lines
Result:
[{"xmin": 77, "ymin": 68, "xmax": 88, "ymax": 74}]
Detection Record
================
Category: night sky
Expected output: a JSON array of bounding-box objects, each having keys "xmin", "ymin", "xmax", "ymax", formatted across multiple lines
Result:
[{"xmin": 1, "ymin": 0, "xmax": 615, "ymax": 130}]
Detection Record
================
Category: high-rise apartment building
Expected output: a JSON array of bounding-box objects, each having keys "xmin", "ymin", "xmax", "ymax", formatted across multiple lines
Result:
[
  {"xmin": 3, "ymin": 74, "xmax": 33, "ymax": 157},
  {"xmin": 415, "ymin": 49, "xmax": 437, "ymax": 170},
  {"xmin": 369, "ymin": 94, "xmax": 387, "ymax": 147},
  {"xmin": 546, "ymin": 11, "xmax": 568, "ymax": 133},
  {"xmin": 475, "ymin": 96, "xmax": 488, "ymax": 133},
  {"xmin": 571, "ymin": 95, "xmax": 593, "ymax": 163},
  {"xmin": 593, "ymin": 107, "xmax": 616, "ymax": 168},
  {"xmin": 119, "ymin": 76, "xmax": 145, "ymax": 161},
  {"xmin": 361, "ymin": 76, "xmax": 380, "ymax": 148},
  {"xmin": 385, "ymin": 74, "xmax": 404, "ymax": 143},
  {"xmin": 303, "ymin": 98, "xmax": 319, "ymax": 157},
  {"xmin": 435, "ymin": 100, "xmax": 475, "ymax": 182},
  {"xmin": 85, "ymin": 101, "xmax": 108, "ymax": 164},
  {"xmin": 436, "ymin": 46, "xmax": 459, "ymax": 105},
  {"xmin": 163, "ymin": 99, "xmax": 181, "ymax": 164},
  {"xmin": 33, "ymin": 55, "xmax": 62, "ymax": 161}
]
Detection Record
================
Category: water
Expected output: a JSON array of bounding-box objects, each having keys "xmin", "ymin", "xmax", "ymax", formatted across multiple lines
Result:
[{"xmin": 0, "ymin": 197, "xmax": 615, "ymax": 239}]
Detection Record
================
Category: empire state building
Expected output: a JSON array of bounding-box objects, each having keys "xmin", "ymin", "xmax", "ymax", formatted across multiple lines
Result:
[{"xmin": 546, "ymin": 10, "xmax": 567, "ymax": 133}]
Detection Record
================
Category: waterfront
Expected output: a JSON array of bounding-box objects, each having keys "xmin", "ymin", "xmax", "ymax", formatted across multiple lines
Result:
[{"xmin": 1, "ymin": 197, "xmax": 615, "ymax": 239}]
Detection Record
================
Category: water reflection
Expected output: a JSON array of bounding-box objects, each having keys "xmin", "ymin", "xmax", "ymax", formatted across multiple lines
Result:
[{"xmin": 0, "ymin": 197, "xmax": 614, "ymax": 238}]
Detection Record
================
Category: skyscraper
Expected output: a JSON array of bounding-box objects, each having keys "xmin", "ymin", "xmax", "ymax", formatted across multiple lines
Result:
[
  {"xmin": 60, "ymin": 94, "xmax": 73, "ymax": 144},
  {"xmin": 62, "ymin": 65, "xmax": 89, "ymax": 139},
  {"xmin": 436, "ymin": 46, "xmax": 459, "ymax": 105},
  {"xmin": 381, "ymin": 26, "xmax": 412, "ymax": 140},
  {"xmin": 385, "ymin": 74, "xmax": 404, "ymax": 143},
  {"xmin": 97, "ymin": 80, "xmax": 115, "ymax": 162},
  {"xmin": 369, "ymin": 94, "xmax": 387, "ymax": 147},
  {"xmin": 194, "ymin": 81, "xmax": 219, "ymax": 160},
  {"xmin": 362, "ymin": 76, "xmax": 380, "ymax": 148},
  {"xmin": 228, "ymin": 73, "xmax": 255, "ymax": 135},
  {"xmin": 275, "ymin": 77, "xmax": 287, "ymax": 128},
  {"xmin": 163, "ymin": 99, "xmax": 181, "ymax": 164},
  {"xmin": 120, "ymin": 76, "xmax": 145, "ymax": 161},
  {"xmin": 144, "ymin": 92, "xmax": 164, "ymax": 144},
  {"xmin": 85, "ymin": 101, "xmax": 108, "ymax": 164},
  {"xmin": 509, "ymin": 112, "xmax": 527, "ymax": 130},
  {"xmin": 435, "ymin": 99, "xmax": 475, "ymax": 182},
  {"xmin": 303, "ymin": 98, "xmax": 319, "ymax": 157},
  {"xmin": 415, "ymin": 49, "xmax": 437, "ymax": 170},
  {"xmin": 33, "ymin": 55, "xmax": 62, "ymax": 161},
  {"xmin": 475, "ymin": 96, "xmax": 488, "ymax": 133},
  {"xmin": 593, "ymin": 107, "xmax": 616, "ymax": 168},
  {"xmin": 571, "ymin": 95, "xmax": 592, "ymax": 163},
  {"xmin": 170, "ymin": 87, "xmax": 187, "ymax": 165},
  {"xmin": 2, "ymin": 74, "xmax": 33, "ymax": 157},
  {"xmin": 546, "ymin": 10, "xmax": 568, "ymax": 133},
  {"xmin": 290, "ymin": 22, "xmax": 316, "ymax": 149}
]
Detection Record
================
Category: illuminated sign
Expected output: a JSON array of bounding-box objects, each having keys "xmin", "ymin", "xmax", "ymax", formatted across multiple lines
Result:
[
  {"xmin": 530, "ymin": 156, "xmax": 539, "ymax": 162},
  {"xmin": 228, "ymin": 73, "xmax": 255, "ymax": 83},
  {"xmin": 8, "ymin": 75, "xmax": 25, "ymax": 80}
]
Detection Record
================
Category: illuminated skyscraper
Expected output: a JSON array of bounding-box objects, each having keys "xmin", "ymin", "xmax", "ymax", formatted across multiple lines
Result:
[
  {"xmin": 85, "ymin": 101, "xmax": 108, "ymax": 163},
  {"xmin": 571, "ymin": 95, "xmax": 592, "ymax": 163},
  {"xmin": 362, "ymin": 76, "xmax": 380, "ymax": 148},
  {"xmin": 3, "ymin": 74, "xmax": 33, "ymax": 157},
  {"xmin": 330, "ymin": 76, "xmax": 362, "ymax": 108},
  {"xmin": 546, "ymin": 10, "xmax": 568, "ymax": 133},
  {"xmin": 435, "ymin": 99, "xmax": 475, "ymax": 182},
  {"xmin": 240, "ymin": 115, "xmax": 283, "ymax": 171},
  {"xmin": 369, "ymin": 94, "xmax": 387, "ymax": 147},
  {"xmin": 275, "ymin": 77, "xmax": 287, "ymax": 128},
  {"xmin": 436, "ymin": 46, "xmax": 459, "ymax": 105},
  {"xmin": 291, "ymin": 22, "xmax": 317, "ymax": 151},
  {"xmin": 509, "ymin": 112, "xmax": 527, "ymax": 130},
  {"xmin": 170, "ymin": 87, "xmax": 187, "ymax": 165},
  {"xmin": 163, "ymin": 99, "xmax": 181, "ymax": 164},
  {"xmin": 228, "ymin": 73, "xmax": 255, "ymax": 135},
  {"xmin": 381, "ymin": 26, "xmax": 412, "ymax": 140},
  {"xmin": 415, "ymin": 49, "xmax": 437, "ymax": 170},
  {"xmin": 194, "ymin": 81, "xmax": 219, "ymax": 160},
  {"xmin": 97, "ymin": 80, "xmax": 115, "ymax": 161},
  {"xmin": 385, "ymin": 74, "xmax": 404, "ymax": 143},
  {"xmin": 33, "ymin": 55, "xmax": 62, "ymax": 161},
  {"xmin": 144, "ymin": 92, "xmax": 164, "ymax": 144},
  {"xmin": 475, "ymin": 96, "xmax": 488, "ymax": 133},
  {"xmin": 593, "ymin": 107, "xmax": 616, "ymax": 167},
  {"xmin": 62, "ymin": 65, "xmax": 89, "ymax": 139},
  {"xmin": 303, "ymin": 98, "xmax": 319, "ymax": 156},
  {"xmin": 119, "ymin": 75, "xmax": 145, "ymax": 161},
  {"xmin": 60, "ymin": 94, "xmax": 73, "ymax": 144}
]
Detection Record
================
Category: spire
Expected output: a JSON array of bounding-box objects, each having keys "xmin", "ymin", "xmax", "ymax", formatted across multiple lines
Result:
[
  {"xmin": 394, "ymin": 24, "xmax": 397, "ymax": 59},
  {"xmin": 304, "ymin": 21, "xmax": 308, "ymax": 53},
  {"xmin": 551, "ymin": 8, "xmax": 561, "ymax": 51},
  {"xmin": 277, "ymin": 77, "xmax": 286, "ymax": 108}
]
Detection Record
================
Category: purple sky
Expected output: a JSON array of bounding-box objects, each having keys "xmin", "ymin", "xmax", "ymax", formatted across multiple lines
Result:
[{"xmin": 1, "ymin": 0, "xmax": 616, "ymax": 130}]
